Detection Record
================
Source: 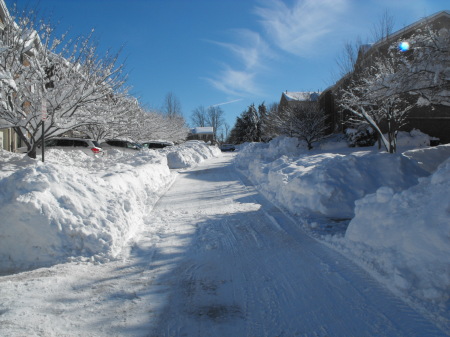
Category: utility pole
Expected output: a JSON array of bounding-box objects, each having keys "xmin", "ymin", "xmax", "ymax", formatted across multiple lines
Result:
[{"xmin": 41, "ymin": 100, "xmax": 47, "ymax": 162}]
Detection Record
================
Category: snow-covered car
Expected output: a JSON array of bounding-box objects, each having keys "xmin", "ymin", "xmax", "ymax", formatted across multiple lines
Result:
[
  {"xmin": 38, "ymin": 137, "xmax": 104, "ymax": 156},
  {"xmin": 220, "ymin": 144, "xmax": 236, "ymax": 152},
  {"xmin": 100, "ymin": 139, "xmax": 142, "ymax": 153},
  {"xmin": 141, "ymin": 140, "xmax": 174, "ymax": 149}
]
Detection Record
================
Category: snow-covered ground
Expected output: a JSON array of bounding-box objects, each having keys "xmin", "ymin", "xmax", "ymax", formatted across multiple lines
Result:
[
  {"xmin": 0, "ymin": 132, "xmax": 449, "ymax": 335},
  {"xmin": 234, "ymin": 131, "xmax": 450, "ymax": 330},
  {"xmin": 0, "ymin": 151, "xmax": 447, "ymax": 336}
]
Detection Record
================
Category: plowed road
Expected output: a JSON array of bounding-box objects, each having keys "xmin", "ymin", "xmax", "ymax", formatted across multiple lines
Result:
[{"xmin": 0, "ymin": 153, "xmax": 446, "ymax": 336}]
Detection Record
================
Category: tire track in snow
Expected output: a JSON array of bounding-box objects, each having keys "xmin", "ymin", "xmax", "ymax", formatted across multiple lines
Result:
[{"xmin": 147, "ymin": 153, "xmax": 446, "ymax": 337}]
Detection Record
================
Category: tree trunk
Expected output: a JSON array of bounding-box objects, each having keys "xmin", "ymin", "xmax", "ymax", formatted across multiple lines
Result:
[{"xmin": 27, "ymin": 147, "xmax": 37, "ymax": 159}]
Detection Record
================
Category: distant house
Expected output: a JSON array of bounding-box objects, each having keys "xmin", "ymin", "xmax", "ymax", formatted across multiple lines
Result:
[
  {"xmin": 320, "ymin": 10, "xmax": 450, "ymax": 144},
  {"xmin": 278, "ymin": 91, "xmax": 321, "ymax": 112},
  {"xmin": 187, "ymin": 126, "xmax": 215, "ymax": 143},
  {"xmin": 277, "ymin": 91, "xmax": 337, "ymax": 134}
]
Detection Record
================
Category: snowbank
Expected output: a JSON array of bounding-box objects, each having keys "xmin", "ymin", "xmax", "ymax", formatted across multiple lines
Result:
[
  {"xmin": 344, "ymin": 157, "xmax": 450, "ymax": 305},
  {"xmin": 235, "ymin": 137, "xmax": 427, "ymax": 218},
  {"xmin": 403, "ymin": 144, "xmax": 450, "ymax": 173},
  {"xmin": 0, "ymin": 142, "xmax": 220, "ymax": 273},
  {"xmin": 163, "ymin": 142, "xmax": 221, "ymax": 169},
  {"xmin": 235, "ymin": 135, "xmax": 450, "ymax": 322}
]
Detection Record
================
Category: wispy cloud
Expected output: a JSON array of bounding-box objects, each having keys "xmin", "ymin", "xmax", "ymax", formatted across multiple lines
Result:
[
  {"xmin": 205, "ymin": 66, "xmax": 262, "ymax": 97},
  {"xmin": 206, "ymin": 0, "xmax": 350, "ymax": 96},
  {"xmin": 254, "ymin": 0, "xmax": 349, "ymax": 57},
  {"xmin": 205, "ymin": 29, "xmax": 270, "ymax": 96},
  {"xmin": 209, "ymin": 29, "xmax": 271, "ymax": 69}
]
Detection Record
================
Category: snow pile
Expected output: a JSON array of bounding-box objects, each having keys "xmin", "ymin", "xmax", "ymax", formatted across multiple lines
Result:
[
  {"xmin": 163, "ymin": 142, "xmax": 221, "ymax": 169},
  {"xmin": 0, "ymin": 142, "xmax": 221, "ymax": 273},
  {"xmin": 345, "ymin": 157, "xmax": 450, "ymax": 305},
  {"xmin": 396, "ymin": 129, "xmax": 437, "ymax": 148},
  {"xmin": 403, "ymin": 144, "xmax": 450, "ymax": 173},
  {"xmin": 0, "ymin": 150, "xmax": 172, "ymax": 272},
  {"xmin": 236, "ymin": 142, "xmax": 427, "ymax": 218},
  {"xmin": 235, "ymin": 135, "xmax": 450, "ymax": 322}
]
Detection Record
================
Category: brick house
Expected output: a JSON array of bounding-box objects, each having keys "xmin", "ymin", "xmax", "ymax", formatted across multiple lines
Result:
[{"xmin": 319, "ymin": 10, "xmax": 450, "ymax": 144}]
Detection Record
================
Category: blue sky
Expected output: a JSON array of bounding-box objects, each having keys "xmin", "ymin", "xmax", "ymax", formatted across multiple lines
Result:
[{"xmin": 9, "ymin": 0, "xmax": 449, "ymax": 130}]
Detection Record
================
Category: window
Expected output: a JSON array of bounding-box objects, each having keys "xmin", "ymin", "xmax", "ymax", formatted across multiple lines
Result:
[
  {"xmin": 73, "ymin": 140, "xmax": 88, "ymax": 147},
  {"xmin": 107, "ymin": 140, "xmax": 121, "ymax": 147},
  {"xmin": 56, "ymin": 139, "xmax": 73, "ymax": 147},
  {"xmin": 44, "ymin": 139, "xmax": 59, "ymax": 147}
]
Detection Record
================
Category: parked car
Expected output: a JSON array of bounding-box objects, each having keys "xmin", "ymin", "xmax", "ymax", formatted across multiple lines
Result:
[
  {"xmin": 220, "ymin": 144, "xmax": 236, "ymax": 152},
  {"xmin": 99, "ymin": 139, "xmax": 142, "ymax": 153},
  {"xmin": 141, "ymin": 140, "xmax": 174, "ymax": 149},
  {"xmin": 38, "ymin": 137, "xmax": 104, "ymax": 156}
]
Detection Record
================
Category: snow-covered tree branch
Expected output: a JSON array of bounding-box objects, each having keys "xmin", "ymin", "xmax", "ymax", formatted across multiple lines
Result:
[
  {"xmin": 337, "ymin": 23, "xmax": 448, "ymax": 153},
  {"xmin": 0, "ymin": 7, "xmax": 127, "ymax": 158}
]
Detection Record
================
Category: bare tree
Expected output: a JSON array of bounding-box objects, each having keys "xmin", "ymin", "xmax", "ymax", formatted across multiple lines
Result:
[
  {"xmin": 335, "ymin": 37, "xmax": 364, "ymax": 77},
  {"xmin": 191, "ymin": 105, "xmax": 208, "ymax": 127},
  {"xmin": 223, "ymin": 122, "xmax": 230, "ymax": 141},
  {"xmin": 288, "ymin": 104, "xmax": 328, "ymax": 150},
  {"xmin": 333, "ymin": 10, "xmax": 394, "ymax": 83},
  {"xmin": 268, "ymin": 103, "xmax": 327, "ymax": 149},
  {"xmin": 206, "ymin": 105, "xmax": 225, "ymax": 140},
  {"xmin": 371, "ymin": 9, "xmax": 395, "ymax": 42},
  {"xmin": 162, "ymin": 92, "xmax": 182, "ymax": 117}
]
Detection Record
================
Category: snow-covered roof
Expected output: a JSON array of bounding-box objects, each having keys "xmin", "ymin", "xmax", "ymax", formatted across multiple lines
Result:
[
  {"xmin": 191, "ymin": 127, "xmax": 214, "ymax": 134},
  {"xmin": 283, "ymin": 91, "xmax": 321, "ymax": 102}
]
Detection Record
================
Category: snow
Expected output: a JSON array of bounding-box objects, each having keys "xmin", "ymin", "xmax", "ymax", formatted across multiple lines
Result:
[
  {"xmin": 0, "ymin": 142, "xmax": 220, "ymax": 273},
  {"xmin": 283, "ymin": 91, "xmax": 320, "ymax": 101},
  {"xmin": 235, "ymin": 136, "xmax": 428, "ymax": 218},
  {"xmin": 235, "ymin": 133, "xmax": 450, "ymax": 328},
  {"xmin": 162, "ymin": 141, "xmax": 221, "ymax": 169},
  {"xmin": 0, "ymin": 130, "xmax": 449, "ymax": 335},
  {"xmin": 345, "ymin": 157, "xmax": 450, "ymax": 305},
  {"xmin": 1, "ymin": 152, "xmax": 446, "ymax": 336}
]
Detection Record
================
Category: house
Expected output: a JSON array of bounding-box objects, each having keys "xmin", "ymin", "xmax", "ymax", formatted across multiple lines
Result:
[
  {"xmin": 278, "ymin": 91, "xmax": 337, "ymax": 133},
  {"xmin": 187, "ymin": 126, "xmax": 215, "ymax": 143},
  {"xmin": 0, "ymin": 0, "xmax": 18, "ymax": 152},
  {"xmin": 278, "ymin": 91, "xmax": 321, "ymax": 112},
  {"xmin": 0, "ymin": 0, "xmax": 44, "ymax": 152},
  {"xmin": 320, "ymin": 10, "xmax": 450, "ymax": 144}
]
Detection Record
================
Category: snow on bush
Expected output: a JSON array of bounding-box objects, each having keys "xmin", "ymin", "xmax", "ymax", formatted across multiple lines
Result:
[
  {"xmin": 0, "ymin": 142, "xmax": 220, "ymax": 273},
  {"xmin": 396, "ymin": 129, "xmax": 436, "ymax": 148},
  {"xmin": 344, "ymin": 157, "xmax": 450, "ymax": 306}
]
